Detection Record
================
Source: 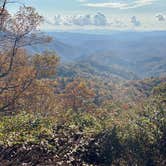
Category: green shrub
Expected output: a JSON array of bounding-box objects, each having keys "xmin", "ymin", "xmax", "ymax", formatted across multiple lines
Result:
[{"xmin": 0, "ymin": 112, "xmax": 54, "ymax": 146}]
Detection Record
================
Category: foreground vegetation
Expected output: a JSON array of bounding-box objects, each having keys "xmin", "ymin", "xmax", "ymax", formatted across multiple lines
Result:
[{"xmin": 0, "ymin": 81, "xmax": 165, "ymax": 165}]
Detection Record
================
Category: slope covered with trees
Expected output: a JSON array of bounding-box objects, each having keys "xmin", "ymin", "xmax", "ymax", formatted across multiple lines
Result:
[
  {"xmin": 30, "ymin": 31, "xmax": 166, "ymax": 79},
  {"xmin": 0, "ymin": 1, "xmax": 166, "ymax": 165}
]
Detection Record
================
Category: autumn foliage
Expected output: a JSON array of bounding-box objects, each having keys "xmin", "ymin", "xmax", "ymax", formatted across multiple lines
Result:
[
  {"xmin": 59, "ymin": 79, "xmax": 95, "ymax": 112},
  {"xmin": 0, "ymin": 1, "xmax": 165, "ymax": 165}
]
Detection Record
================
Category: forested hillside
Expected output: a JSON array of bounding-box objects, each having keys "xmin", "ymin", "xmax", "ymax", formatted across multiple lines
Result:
[
  {"xmin": 29, "ymin": 31, "xmax": 166, "ymax": 79},
  {"xmin": 0, "ymin": 1, "xmax": 166, "ymax": 165}
]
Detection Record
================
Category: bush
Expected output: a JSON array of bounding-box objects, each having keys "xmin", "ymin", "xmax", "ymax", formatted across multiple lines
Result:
[{"xmin": 0, "ymin": 112, "xmax": 54, "ymax": 146}]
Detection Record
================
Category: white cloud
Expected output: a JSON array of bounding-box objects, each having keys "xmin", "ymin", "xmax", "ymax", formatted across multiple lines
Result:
[
  {"xmin": 131, "ymin": 16, "xmax": 141, "ymax": 26},
  {"xmin": 45, "ymin": 13, "xmax": 143, "ymax": 30},
  {"xmin": 81, "ymin": 0, "xmax": 156, "ymax": 9},
  {"xmin": 43, "ymin": 13, "xmax": 166, "ymax": 31},
  {"xmin": 156, "ymin": 14, "xmax": 165, "ymax": 21},
  {"xmin": 43, "ymin": 11, "xmax": 166, "ymax": 31},
  {"xmin": 93, "ymin": 13, "xmax": 108, "ymax": 26},
  {"xmin": 52, "ymin": 13, "xmax": 109, "ymax": 26}
]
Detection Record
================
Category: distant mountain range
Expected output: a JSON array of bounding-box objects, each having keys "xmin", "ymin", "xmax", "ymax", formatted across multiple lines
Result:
[{"xmin": 28, "ymin": 31, "xmax": 166, "ymax": 79}]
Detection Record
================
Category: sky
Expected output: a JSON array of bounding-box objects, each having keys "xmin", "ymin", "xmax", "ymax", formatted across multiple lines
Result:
[{"xmin": 9, "ymin": 0, "xmax": 166, "ymax": 31}]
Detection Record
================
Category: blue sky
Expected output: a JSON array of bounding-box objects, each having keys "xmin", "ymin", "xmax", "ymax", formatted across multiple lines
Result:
[{"xmin": 10, "ymin": 0, "xmax": 166, "ymax": 31}]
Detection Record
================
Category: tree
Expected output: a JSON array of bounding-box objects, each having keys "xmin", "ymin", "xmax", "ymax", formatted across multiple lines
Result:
[
  {"xmin": 0, "ymin": 49, "xmax": 36, "ymax": 112},
  {"xmin": 60, "ymin": 79, "xmax": 95, "ymax": 112},
  {"xmin": 0, "ymin": 0, "xmax": 9, "ymax": 29},
  {"xmin": 0, "ymin": 5, "xmax": 51, "ymax": 78},
  {"xmin": 0, "ymin": 2, "xmax": 51, "ymax": 112},
  {"xmin": 32, "ymin": 51, "xmax": 59, "ymax": 79}
]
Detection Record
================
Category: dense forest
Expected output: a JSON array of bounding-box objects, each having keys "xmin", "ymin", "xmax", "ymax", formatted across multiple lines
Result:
[{"xmin": 0, "ymin": 1, "xmax": 166, "ymax": 165}]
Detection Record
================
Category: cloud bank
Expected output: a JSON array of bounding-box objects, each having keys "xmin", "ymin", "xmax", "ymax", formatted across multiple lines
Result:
[
  {"xmin": 43, "ymin": 12, "xmax": 166, "ymax": 31},
  {"xmin": 52, "ymin": 13, "xmax": 109, "ymax": 26},
  {"xmin": 47, "ymin": 13, "xmax": 142, "ymax": 28}
]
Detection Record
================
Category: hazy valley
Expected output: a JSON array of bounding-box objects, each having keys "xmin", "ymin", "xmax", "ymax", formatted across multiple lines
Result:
[{"xmin": 29, "ymin": 31, "xmax": 166, "ymax": 80}]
